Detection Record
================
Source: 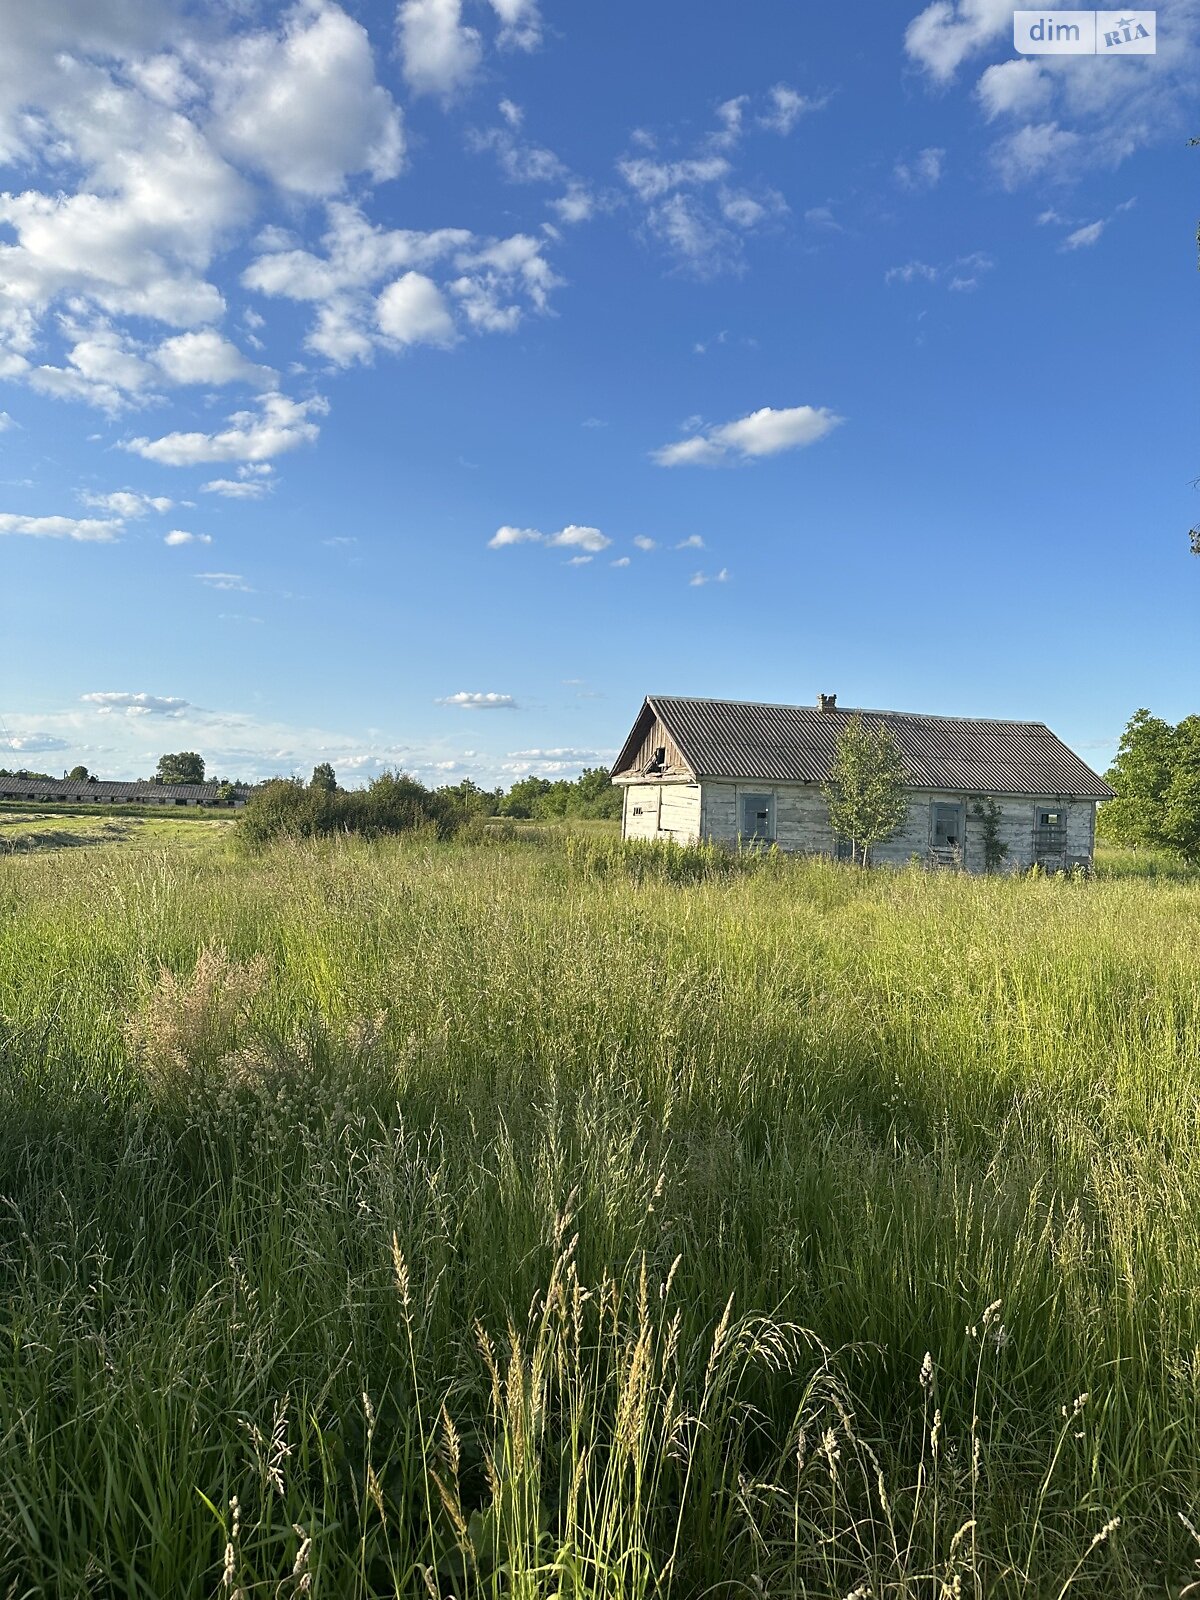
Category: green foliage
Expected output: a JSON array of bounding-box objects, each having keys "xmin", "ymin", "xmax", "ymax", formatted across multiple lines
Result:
[
  {"xmin": 822, "ymin": 714, "xmax": 909, "ymax": 866},
  {"xmin": 67, "ymin": 765, "xmax": 90, "ymax": 782},
  {"xmin": 0, "ymin": 838, "xmax": 1193, "ymax": 1593},
  {"xmin": 563, "ymin": 832, "xmax": 775, "ymax": 884},
  {"xmin": 499, "ymin": 767, "xmax": 621, "ymax": 821},
  {"xmin": 436, "ymin": 777, "xmax": 502, "ymax": 817},
  {"xmin": 0, "ymin": 768, "xmax": 54, "ymax": 781},
  {"xmin": 309, "ymin": 761, "xmax": 337, "ymax": 793},
  {"xmin": 237, "ymin": 770, "xmax": 463, "ymax": 851},
  {"xmin": 156, "ymin": 751, "xmax": 205, "ymax": 785},
  {"xmin": 1100, "ymin": 708, "xmax": 1200, "ymax": 861},
  {"xmin": 971, "ymin": 795, "xmax": 1009, "ymax": 872}
]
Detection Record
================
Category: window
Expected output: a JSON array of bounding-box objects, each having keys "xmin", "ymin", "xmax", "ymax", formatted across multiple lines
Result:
[
  {"xmin": 932, "ymin": 802, "xmax": 962, "ymax": 849},
  {"xmin": 834, "ymin": 835, "xmax": 855, "ymax": 861},
  {"xmin": 1035, "ymin": 804, "xmax": 1067, "ymax": 851},
  {"xmin": 740, "ymin": 792, "xmax": 775, "ymax": 841}
]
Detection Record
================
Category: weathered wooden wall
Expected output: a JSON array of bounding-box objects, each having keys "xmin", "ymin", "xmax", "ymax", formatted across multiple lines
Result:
[
  {"xmin": 622, "ymin": 782, "xmax": 702, "ymax": 843},
  {"xmin": 696, "ymin": 781, "xmax": 1098, "ymax": 870},
  {"xmin": 614, "ymin": 715, "xmax": 690, "ymax": 781}
]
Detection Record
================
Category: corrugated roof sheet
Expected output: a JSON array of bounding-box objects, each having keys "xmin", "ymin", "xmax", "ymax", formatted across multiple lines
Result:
[
  {"xmin": 623, "ymin": 696, "xmax": 1113, "ymax": 798},
  {"xmin": 0, "ymin": 777, "xmax": 250, "ymax": 802}
]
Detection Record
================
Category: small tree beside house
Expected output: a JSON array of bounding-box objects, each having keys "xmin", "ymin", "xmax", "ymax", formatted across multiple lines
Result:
[{"xmin": 822, "ymin": 714, "xmax": 908, "ymax": 867}]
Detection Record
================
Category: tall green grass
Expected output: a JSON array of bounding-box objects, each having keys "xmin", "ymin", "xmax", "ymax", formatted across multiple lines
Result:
[{"xmin": 1, "ymin": 835, "xmax": 1198, "ymax": 1596}]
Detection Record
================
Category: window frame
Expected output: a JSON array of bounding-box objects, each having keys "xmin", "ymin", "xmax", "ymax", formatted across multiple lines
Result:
[
  {"xmin": 739, "ymin": 790, "xmax": 776, "ymax": 843},
  {"xmin": 930, "ymin": 800, "xmax": 964, "ymax": 851}
]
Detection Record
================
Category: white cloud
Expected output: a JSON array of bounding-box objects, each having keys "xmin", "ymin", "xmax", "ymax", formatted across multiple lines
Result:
[
  {"xmin": 243, "ymin": 202, "xmax": 559, "ymax": 365},
  {"xmin": 0, "ymin": 511, "xmax": 120, "ymax": 541},
  {"xmin": 3, "ymin": 733, "xmax": 69, "ymax": 753},
  {"xmin": 653, "ymin": 405, "xmax": 842, "ymax": 467},
  {"xmin": 548, "ymin": 184, "xmax": 595, "ymax": 225},
  {"xmin": 489, "ymin": 525, "xmax": 542, "ymax": 547},
  {"xmin": 206, "ymin": 1, "xmax": 405, "ymax": 197},
  {"xmin": 549, "ymin": 525, "xmax": 608, "ymax": 552},
  {"xmin": 759, "ymin": 83, "xmax": 818, "ymax": 134},
  {"xmin": 487, "ymin": 0, "xmax": 542, "ymax": 50},
  {"xmin": 164, "ymin": 529, "xmax": 212, "ymax": 545},
  {"xmin": 80, "ymin": 490, "xmax": 173, "ymax": 517},
  {"xmin": 125, "ymin": 392, "xmax": 327, "ymax": 465},
  {"xmin": 0, "ymin": 411, "xmax": 13, "ymax": 430},
  {"xmin": 676, "ymin": 534, "xmax": 704, "ymax": 549},
  {"xmin": 0, "ymin": 77, "xmax": 249, "ymax": 374},
  {"xmin": 904, "ymin": 0, "xmax": 1013, "ymax": 82},
  {"xmin": 397, "ymin": 0, "xmax": 482, "ymax": 95},
  {"xmin": 611, "ymin": 556, "xmax": 630, "ymax": 567},
  {"xmin": 488, "ymin": 523, "xmax": 610, "ymax": 553},
  {"xmin": 155, "ymin": 330, "xmax": 277, "ymax": 388},
  {"xmin": 886, "ymin": 251, "xmax": 994, "ymax": 289},
  {"xmin": 894, "ymin": 146, "xmax": 945, "ymax": 190},
  {"xmin": 201, "ymin": 476, "xmax": 271, "ymax": 498},
  {"xmin": 632, "ymin": 535, "xmax": 657, "ymax": 550},
  {"xmin": 81, "ymin": 691, "xmax": 190, "ymax": 717},
  {"xmin": 991, "ymin": 121, "xmax": 1080, "ymax": 188},
  {"xmin": 376, "ymin": 273, "xmax": 457, "ymax": 347},
  {"xmin": 619, "ymin": 155, "xmax": 731, "ymax": 202},
  {"xmin": 437, "ymin": 691, "xmax": 518, "ymax": 709},
  {"xmin": 689, "ymin": 568, "xmax": 729, "ymax": 586},
  {"xmin": 1062, "ymin": 220, "xmax": 1106, "ymax": 250},
  {"xmin": 468, "ymin": 123, "xmax": 566, "ymax": 185},
  {"xmin": 975, "ymin": 59, "xmax": 1053, "ymax": 121},
  {"xmin": 885, "ymin": 260, "xmax": 940, "ymax": 285},
  {"xmin": 196, "ymin": 571, "xmax": 252, "ymax": 591}
]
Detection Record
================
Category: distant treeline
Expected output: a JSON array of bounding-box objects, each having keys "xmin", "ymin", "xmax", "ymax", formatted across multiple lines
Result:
[{"xmin": 237, "ymin": 765, "xmax": 620, "ymax": 849}]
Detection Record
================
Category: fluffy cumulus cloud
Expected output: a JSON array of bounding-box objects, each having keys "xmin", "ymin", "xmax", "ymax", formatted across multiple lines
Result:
[
  {"xmin": 242, "ymin": 202, "xmax": 560, "ymax": 365},
  {"xmin": 397, "ymin": 0, "xmax": 483, "ymax": 96},
  {"xmin": 0, "ymin": 511, "xmax": 121, "ymax": 541},
  {"xmin": 154, "ymin": 330, "xmax": 277, "ymax": 389},
  {"xmin": 397, "ymin": 0, "xmax": 541, "ymax": 96},
  {"xmin": 79, "ymin": 489, "xmax": 172, "ymax": 516},
  {"xmin": 0, "ymin": 0, "xmax": 456, "ymax": 419},
  {"xmin": 653, "ymin": 405, "xmax": 842, "ymax": 467},
  {"xmin": 81, "ymin": 691, "xmax": 190, "ymax": 716},
  {"xmin": 376, "ymin": 273, "xmax": 457, "ymax": 347},
  {"xmin": 489, "ymin": 523, "xmax": 611, "ymax": 553},
  {"xmin": 437, "ymin": 691, "xmax": 518, "ymax": 709},
  {"xmin": 164, "ymin": 529, "xmax": 212, "ymax": 545},
  {"xmin": 125, "ymin": 392, "xmax": 327, "ymax": 465},
  {"xmin": 206, "ymin": 2, "xmax": 404, "ymax": 197}
]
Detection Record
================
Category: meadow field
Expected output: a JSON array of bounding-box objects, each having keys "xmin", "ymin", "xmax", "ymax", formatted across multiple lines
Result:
[{"xmin": 1, "ymin": 826, "xmax": 1198, "ymax": 1597}]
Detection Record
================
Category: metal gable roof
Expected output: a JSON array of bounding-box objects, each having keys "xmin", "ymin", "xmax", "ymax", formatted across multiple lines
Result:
[
  {"xmin": 0, "ymin": 776, "xmax": 251, "ymax": 802},
  {"xmin": 634, "ymin": 696, "xmax": 1114, "ymax": 799}
]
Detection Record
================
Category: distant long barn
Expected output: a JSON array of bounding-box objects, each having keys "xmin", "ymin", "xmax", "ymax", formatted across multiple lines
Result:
[
  {"xmin": 0, "ymin": 776, "xmax": 252, "ymax": 808},
  {"xmin": 610, "ymin": 693, "xmax": 1113, "ymax": 872}
]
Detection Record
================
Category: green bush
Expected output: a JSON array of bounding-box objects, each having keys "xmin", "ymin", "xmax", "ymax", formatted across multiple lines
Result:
[{"xmin": 237, "ymin": 771, "xmax": 464, "ymax": 851}]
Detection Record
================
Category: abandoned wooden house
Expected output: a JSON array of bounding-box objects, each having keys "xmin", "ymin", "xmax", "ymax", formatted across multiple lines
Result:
[{"xmin": 610, "ymin": 694, "xmax": 1114, "ymax": 871}]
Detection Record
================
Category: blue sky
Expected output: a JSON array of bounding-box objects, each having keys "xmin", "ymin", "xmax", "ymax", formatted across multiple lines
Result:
[{"xmin": 1, "ymin": 0, "xmax": 1195, "ymax": 785}]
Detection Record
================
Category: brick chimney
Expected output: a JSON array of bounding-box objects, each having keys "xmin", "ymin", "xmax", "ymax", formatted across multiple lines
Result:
[{"xmin": 817, "ymin": 692, "xmax": 837, "ymax": 711}]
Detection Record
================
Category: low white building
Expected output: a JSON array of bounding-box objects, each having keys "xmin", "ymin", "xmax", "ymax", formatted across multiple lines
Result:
[{"xmin": 610, "ymin": 693, "xmax": 1113, "ymax": 872}]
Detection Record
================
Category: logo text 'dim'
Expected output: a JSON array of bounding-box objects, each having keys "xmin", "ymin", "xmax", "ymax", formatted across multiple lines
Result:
[{"xmin": 1013, "ymin": 11, "xmax": 1156, "ymax": 53}]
